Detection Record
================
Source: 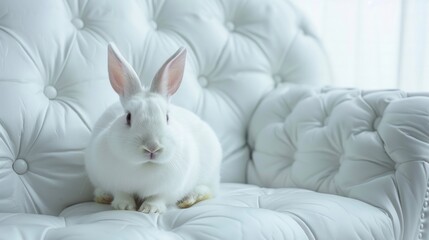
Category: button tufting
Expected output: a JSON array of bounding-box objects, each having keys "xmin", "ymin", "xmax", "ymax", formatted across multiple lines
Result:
[
  {"xmin": 323, "ymin": 116, "xmax": 330, "ymax": 126},
  {"xmin": 71, "ymin": 18, "xmax": 84, "ymax": 29},
  {"xmin": 225, "ymin": 22, "xmax": 235, "ymax": 31},
  {"xmin": 273, "ymin": 75, "xmax": 282, "ymax": 84},
  {"xmin": 338, "ymin": 154, "xmax": 345, "ymax": 164},
  {"xmin": 198, "ymin": 76, "xmax": 209, "ymax": 87},
  {"xmin": 13, "ymin": 159, "xmax": 28, "ymax": 175},
  {"xmin": 44, "ymin": 85, "xmax": 57, "ymax": 99},
  {"xmin": 373, "ymin": 117, "xmax": 381, "ymax": 130},
  {"xmin": 150, "ymin": 20, "xmax": 158, "ymax": 30}
]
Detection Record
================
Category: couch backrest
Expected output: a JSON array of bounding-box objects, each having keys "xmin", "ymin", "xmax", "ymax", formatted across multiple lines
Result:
[
  {"xmin": 0, "ymin": 0, "xmax": 330, "ymax": 215},
  {"xmin": 248, "ymin": 86, "xmax": 429, "ymax": 240}
]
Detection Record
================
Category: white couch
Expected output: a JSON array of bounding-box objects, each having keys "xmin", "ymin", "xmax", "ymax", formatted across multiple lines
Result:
[{"xmin": 0, "ymin": 0, "xmax": 428, "ymax": 239}]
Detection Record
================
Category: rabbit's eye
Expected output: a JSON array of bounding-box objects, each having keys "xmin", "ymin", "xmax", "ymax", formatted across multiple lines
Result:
[
  {"xmin": 126, "ymin": 113, "xmax": 131, "ymax": 126},
  {"xmin": 166, "ymin": 113, "xmax": 169, "ymax": 123}
]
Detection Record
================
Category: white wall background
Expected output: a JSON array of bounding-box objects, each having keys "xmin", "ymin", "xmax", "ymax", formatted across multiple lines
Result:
[{"xmin": 291, "ymin": 0, "xmax": 429, "ymax": 91}]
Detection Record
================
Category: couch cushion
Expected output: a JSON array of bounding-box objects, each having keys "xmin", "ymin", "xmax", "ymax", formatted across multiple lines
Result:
[
  {"xmin": 248, "ymin": 86, "xmax": 429, "ymax": 240},
  {"xmin": 0, "ymin": 184, "xmax": 393, "ymax": 240}
]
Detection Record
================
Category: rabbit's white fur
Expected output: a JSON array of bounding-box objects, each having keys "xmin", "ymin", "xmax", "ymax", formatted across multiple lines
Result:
[{"xmin": 85, "ymin": 43, "xmax": 222, "ymax": 213}]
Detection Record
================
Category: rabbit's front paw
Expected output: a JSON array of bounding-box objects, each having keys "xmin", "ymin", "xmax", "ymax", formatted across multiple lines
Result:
[
  {"xmin": 111, "ymin": 193, "xmax": 136, "ymax": 210},
  {"xmin": 139, "ymin": 198, "xmax": 166, "ymax": 214}
]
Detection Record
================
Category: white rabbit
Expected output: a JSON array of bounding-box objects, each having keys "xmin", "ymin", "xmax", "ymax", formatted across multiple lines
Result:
[{"xmin": 84, "ymin": 43, "xmax": 222, "ymax": 214}]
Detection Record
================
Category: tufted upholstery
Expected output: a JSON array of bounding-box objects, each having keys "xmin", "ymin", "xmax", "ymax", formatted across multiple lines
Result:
[
  {"xmin": 0, "ymin": 0, "xmax": 329, "ymax": 216},
  {"xmin": 0, "ymin": 0, "xmax": 428, "ymax": 240},
  {"xmin": 1, "ymin": 184, "xmax": 395, "ymax": 239},
  {"xmin": 248, "ymin": 86, "xmax": 429, "ymax": 240}
]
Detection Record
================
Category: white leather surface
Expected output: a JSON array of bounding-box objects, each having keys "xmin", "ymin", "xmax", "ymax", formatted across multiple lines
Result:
[
  {"xmin": 0, "ymin": 183, "xmax": 393, "ymax": 240},
  {"xmin": 248, "ymin": 86, "xmax": 429, "ymax": 240},
  {"xmin": 0, "ymin": 0, "xmax": 329, "ymax": 216},
  {"xmin": 1, "ymin": 0, "xmax": 428, "ymax": 239}
]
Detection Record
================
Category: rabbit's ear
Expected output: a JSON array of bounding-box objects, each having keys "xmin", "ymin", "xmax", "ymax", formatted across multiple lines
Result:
[
  {"xmin": 108, "ymin": 43, "xmax": 143, "ymax": 99},
  {"xmin": 150, "ymin": 47, "xmax": 187, "ymax": 98}
]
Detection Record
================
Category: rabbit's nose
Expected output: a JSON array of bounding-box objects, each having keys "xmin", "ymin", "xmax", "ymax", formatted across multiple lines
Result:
[{"xmin": 142, "ymin": 145, "xmax": 163, "ymax": 160}]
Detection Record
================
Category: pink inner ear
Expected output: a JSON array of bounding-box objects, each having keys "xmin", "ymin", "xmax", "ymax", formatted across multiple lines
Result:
[
  {"xmin": 151, "ymin": 47, "xmax": 187, "ymax": 97},
  {"xmin": 108, "ymin": 44, "xmax": 126, "ymax": 96},
  {"xmin": 107, "ymin": 43, "xmax": 143, "ymax": 98},
  {"xmin": 166, "ymin": 54, "xmax": 186, "ymax": 96}
]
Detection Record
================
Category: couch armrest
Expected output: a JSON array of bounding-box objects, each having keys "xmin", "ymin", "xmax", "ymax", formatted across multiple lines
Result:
[{"xmin": 248, "ymin": 85, "xmax": 429, "ymax": 240}]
